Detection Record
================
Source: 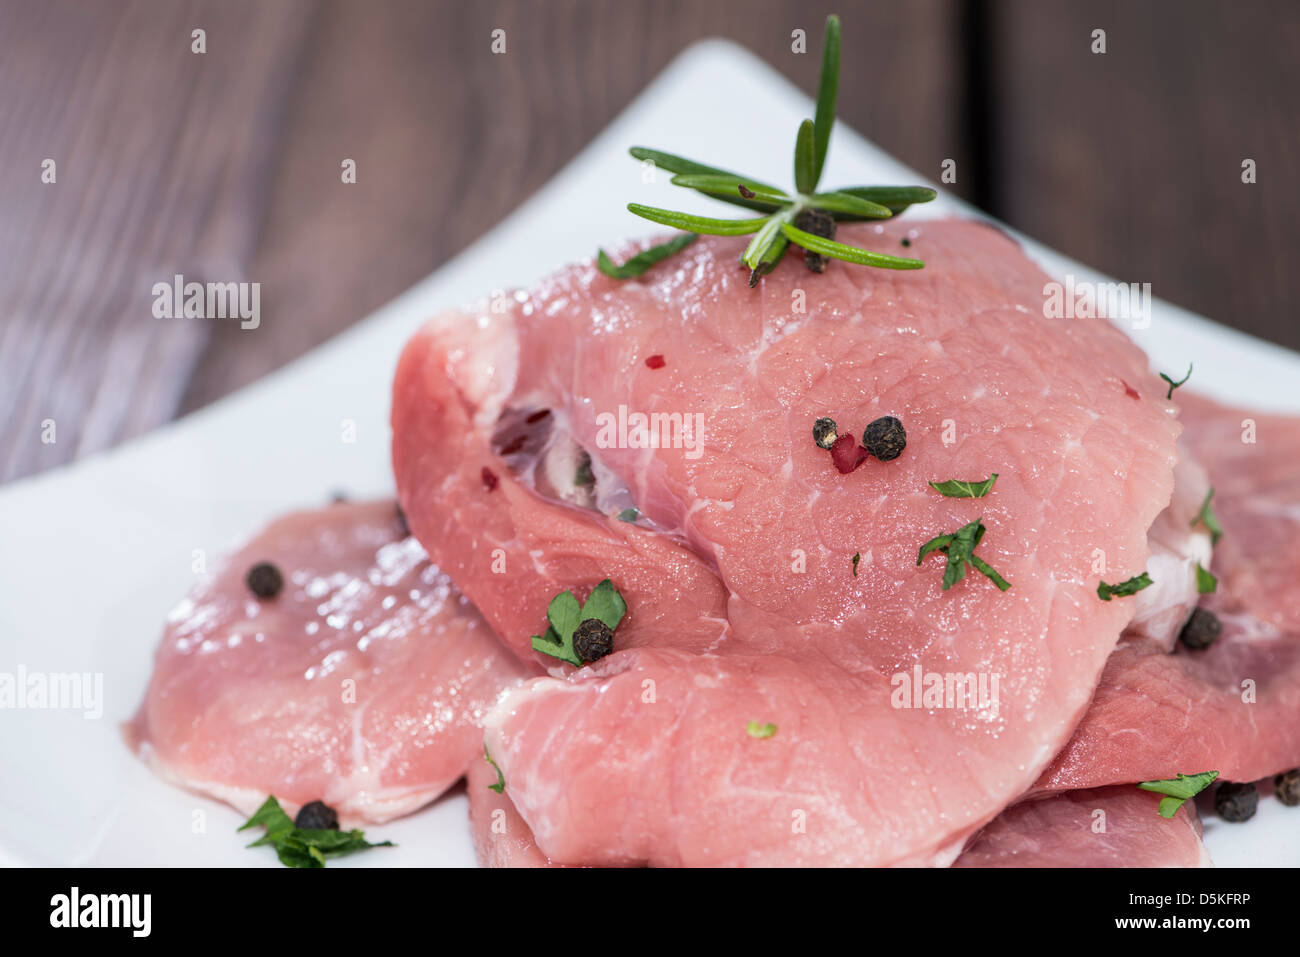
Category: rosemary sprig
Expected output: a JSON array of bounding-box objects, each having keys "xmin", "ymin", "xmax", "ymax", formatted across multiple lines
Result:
[{"xmin": 601, "ymin": 15, "xmax": 935, "ymax": 283}]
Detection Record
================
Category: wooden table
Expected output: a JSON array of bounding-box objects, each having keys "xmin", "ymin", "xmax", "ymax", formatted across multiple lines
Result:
[{"xmin": 2, "ymin": 0, "xmax": 1296, "ymax": 481}]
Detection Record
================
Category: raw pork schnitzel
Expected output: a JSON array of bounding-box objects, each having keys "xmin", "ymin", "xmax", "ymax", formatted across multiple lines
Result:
[
  {"xmin": 129, "ymin": 501, "xmax": 535, "ymax": 824},
  {"xmin": 394, "ymin": 219, "xmax": 1182, "ymax": 865}
]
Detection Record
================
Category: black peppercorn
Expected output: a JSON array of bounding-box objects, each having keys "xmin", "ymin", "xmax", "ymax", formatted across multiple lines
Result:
[
  {"xmin": 1178, "ymin": 607, "xmax": 1221, "ymax": 650},
  {"xmin": 794, "ymin": 207, "xmax": 836, "ymax": 273},
  {"xmin": 1214, "ymin": 781, "xmax": 1258, "ymax": 823},
  {"xmin": 812, "ymin": 417, "xmax": 839, "ymax": 450},
  {"xmin": 246, "ymin": 562, "xmax": 283, "ymax": 600},
  {"xmin": 294, "ymin": 800, "xmax": 340, "ymax": 830},
  {"xmin": 862, "ymin": 416, "xmax": 907, "ymax": 461},
  {"xmin": 1275, "ymin": 768, "xmax": 1300, "ymax": 807},
  {"xmin": 572, "ymin": 618, "xmax": 614, "ymax": 664}
]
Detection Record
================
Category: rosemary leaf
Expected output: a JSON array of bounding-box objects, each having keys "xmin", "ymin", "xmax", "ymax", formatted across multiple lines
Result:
[
  {"xmin": 629, "ymin": 147, "xmax": 778, "ymax": 213},
  {"xmin": 671, "ymin": 173, "xmax": 791, "ymax": 207},
  {"xmin": 810, "ymin": 190, "xmax": 893, "ymax": 219},
  {"xmin": 628, "ymin": 145, "xmax": 738, "ymax": 178},
  {"xmin": 628, "ymin": 203, "xmax": 769, "ymax": 236},
  {"xmin": 812, "ymin": 15, "xmax": 841, "ymax": 188},
  {"xmin": 748, "ymin": 232, "xmax": 791, "ymax": 287},
  {"xmin": 834, "ymin": 185, "xmax": 939, "ymax": 219},
  {"xmin": 781, "ymin": 222, "xmax": 925, "ymax": 269},
  {"xmin": 794, "ymin": 119, "xmax": 817, "ymax": 196},
  {"xmin": 743, "ymin": 211, "xmax": 793, "ymax": 270},
  {"xmin": 597, "ymin": 233, "xmax": 699, "ymax": 279}
]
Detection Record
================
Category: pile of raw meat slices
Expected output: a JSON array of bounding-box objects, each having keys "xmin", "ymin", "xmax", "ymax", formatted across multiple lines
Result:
[{"xmin": 132, "ymin": 219, "xmax": 1300, "ymax": 866}]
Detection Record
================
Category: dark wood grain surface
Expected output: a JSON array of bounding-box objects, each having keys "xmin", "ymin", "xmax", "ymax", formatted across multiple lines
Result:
[{"xmin": 1, "ymin": 0, "xmax": 1296, "ymax": 481}]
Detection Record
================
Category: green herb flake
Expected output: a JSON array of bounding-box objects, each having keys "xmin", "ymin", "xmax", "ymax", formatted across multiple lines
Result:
[
  {"xmin": 928, "ymin": 473, "xmax": 999, "ymax": 499},
  {"xmin": 597, "ymin": 232, "xmax": 699, "ymax": 280},
  {"xmin": 574, "ymin": 453, "xmax": 595, "ymax": 488},
  {"xmin": 1192, "ymin": 488, "xmax": 1224, "ymax": 545},
  {"xmin": 1138, "ymin": 770, "xmax": 1219, "ymax": 818},
  {"xmin": 1097, "ymin": 572, "xmax": 1154, "ymax": 601},
  {"xmin": 484, "ymin": 746, "xmax": 506, "ymax": 794},
  {"xmin": 616, "ymin": 507, "xmax": 640, "ymax": 522},
  {"xmin": 238, "ymin": 796, "xmax": 393, "ymax": 868},
  {"xmin": 530, "ymin": 579, "xmax": 627, "ymax": 667},
  {"xmin": 746, "ymin": 721, "xmax": 778, "ymax": 739},
  {"xmin": 1195, "ymin": 563, "xmax": 1218, "ymax": 595},
  {"xmin": 851, "ymin": 552, "xmax": 861, "ymax": 577},
  {"xmin": 1159, "ymin": 363, "xmax": 1193, "ymax": 400},
  {"xmin": 916, "ymin": 518, "xmax": 1011, "ymax": 592}
]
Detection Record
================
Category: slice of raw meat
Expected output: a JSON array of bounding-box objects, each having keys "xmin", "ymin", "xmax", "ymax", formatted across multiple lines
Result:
[
  {"xmin": 1039, "ymin": 393, "xmax": 1300, "ymax": 791},
  {"xmin": 128, "ymin": 501, "xmax": 536, "ymax": 824},
  {"xmin": 466, "ymin": 755, "xmax": 558, "ymax": 868},
  {"xmin": 466, "ymin": 768, "xmax": 1209, "ymax": 869},
  {"xmin": 391, "ymin": 298, "xmax": 733, "ymax": 664},
  {"xmin": 1178, "ymin": 392, "xmax": 1300, "ymax": 629},
  {"xmin": 955, "ymin": 788, "xmax": 1209, "ymax": 867},
  {"xmin": 396, "ymin": 219, "xmax": 1182, "ymax": 865}
]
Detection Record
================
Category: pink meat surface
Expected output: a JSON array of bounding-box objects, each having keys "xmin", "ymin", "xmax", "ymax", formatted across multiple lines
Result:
[
  {"xmin": 1178, "ymin": 393, "xmax": 1300, "ymax": 628},
  {"xmin": 466, "ymin": 769, "xmax": 1207, "ymax": 869},
  {"xmin": 1040, "ymin": 394, "xmax": 1300, "ymax": 790},
  {"xmin": 466, "ymin": 756, "xmax": 558, "ymax": 868},
  {"xmin": 129, "ymin": 501, "xmax": 535, "ymax": 824},
  {"xmin": 394, "ymin": 219, "xmax": 1182, "ymax": 865},
  {"xmin": 955, "ymin": 788, "xmax": 1209, "ymax": 867}
]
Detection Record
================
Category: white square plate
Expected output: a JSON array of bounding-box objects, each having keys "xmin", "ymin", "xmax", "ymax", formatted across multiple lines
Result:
[{"xmin": 1, "ymin": 40, "xmax": 1296, "ymax": 867}]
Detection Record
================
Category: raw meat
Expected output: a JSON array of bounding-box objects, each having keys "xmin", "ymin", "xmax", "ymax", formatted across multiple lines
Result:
[
  {"xmin": 394, "ymin": 219, "xmax": 1182, "ymax": 865},
  {"xmin": 955, "ymin": 788, "xmax": 1209, "ymax": 867},
  {"xmin": 466, "ymin": 755, "xmax": 558, "ymax": 868},
  {"xmin": 465, "ymin": 768, "xmax": 1208, "ymax": 868},
  {"xmin": 1127, "ymin": 441, "xmax": 1213, "ymax": 650},
  {"xmin": 1040, "ymin": 394, "xmax": 1300, "ymax": 790},
  {"xmin": 1178, "ymin": 393, "xmax": 1300, "ymax": 629},
  {"xmin": 128, "ymin": 501, "xmax": 535, "ymax": 824}
]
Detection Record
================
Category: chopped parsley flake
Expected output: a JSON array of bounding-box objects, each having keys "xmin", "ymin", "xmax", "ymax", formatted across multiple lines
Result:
[
  {"xmin": 238, "ymin": 796, "xmax": 393, "ymax": 868},
  {"xmin": 1138, "ymin": 771, "xmax": 1219, "ymax": 818},
  {"xmin": 484, "ymin": 746, "xmax": 506, "ymax": 793},
  {"xmin": 1097, "ymin": 572, "xmax": 1153, "ymax": 601},
  {"xmin": 530, "ymin": 579, "xmax": 627, "ymax": 667},
  {"xmin": 1192, "ymin": 488, "xmax": 1223, "ymax": 545},
  {"xmin": 1159, "ymin": 363, "xmax": 1193, "ymax": 400},
  {"xmin": 928, "ymin": 473, "xmax": 998, "ymax": 498},
  {"xmin": 917, "ymin": 518, "xmax": 1011, "ymax": 592}
]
